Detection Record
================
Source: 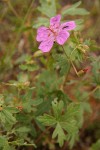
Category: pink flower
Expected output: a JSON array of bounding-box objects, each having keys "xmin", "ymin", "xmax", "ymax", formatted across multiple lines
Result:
[{"xmin": 36, "ymin": 15, "xmax": 76, "ymax": 52}]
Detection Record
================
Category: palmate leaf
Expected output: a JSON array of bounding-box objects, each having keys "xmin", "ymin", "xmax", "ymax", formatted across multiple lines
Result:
[
  {"xmin": 37, "ymin": 114, "xmax": 56, "ymax": 126},
  {"xmin": 66, "ymin": 131, "xmax": 78, "ymax": 149},
  {"xmin": 35, "ymin": 98, "xmax": 52, "ymax": 116},
  {"xmin": 60, "ymin": 120, "xmax": 78, "ymax": 134},
  {"xmin": 19, "ymin": 63, "xmax": 39, "ymax": 72},
  {"xmin": 53, "ymin": 53, "xmax": 71, "ymax": 76},
  {"xmin": 52, "ymin": 123, "xmax": 66, "ymax": 147},
  {"xmin": 0, "ymin": 136, "xmax": 7, "ymax": 147},
  {"xmin": 3, "ymin": 144, "xmax": 11, "ymax": 150},
  {"xmin": 15, "ymin": 126, "xmax": 31, "ymax": 133},
  {"xmin": 38, "ymin": 100, "xmax": 81, "ymax": 147},
  {"xmin": 36, "ymin": 70, "xmax": 63, "ymax": 96},
  {"xmin": 21, "ymin": 88, "xmax": 35, "ymax": 112},
  {"xmin": 52, "ymin": 90, "xmax": 72, "ymax": 104},
  {"xmin": 52, "ymin": 100, "xmax": 64, "ymax": 118},
  {"xmin": 74, "ymin": 19, "xmax": 84, "ymax": 31},
  {"xmin": 0, "ymin": 136, "xmax": 12, "ymax": 150},
  {"xmin": 0, "ymin": 109, "xmax": 16, "ymax": 125},
  {"xmin": 33, "ymin": 17, "xmax": 49, "ymax": 28},
  {"xmin": 62, "ymin": 1, "xmax": 89, "ymax": 16},
  {"xmin": 62, "ymin": 103, "xmax": 80, "ymax": 121},
  {"xmin": 38, "ymin": 0, "xmax": 56, "ymax": 17}
]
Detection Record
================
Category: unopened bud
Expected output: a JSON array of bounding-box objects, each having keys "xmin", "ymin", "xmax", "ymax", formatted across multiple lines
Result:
[
  {"xmin": 33, "ymin": 50, "xmax": 43, "ymax": 57},
  {"xmin": 78, "ymin": 47, "xmax": 86, "ymax": 54},
  {"xmin": 83, "ymin": 67, "xmax": 91, "ymax": 73},
  {"xmin": 78, "ymin": 67, "xmax": 90, "ymax": 76},
  {"xmin": 83, "ymin": 45, "xmax": 89, "ymax": 50},
  {"xmin": 24, "ymin": 81, "xmax": 30, "ymax": 86},
  {"xmin": 77, "ymin": 70, "xmax": 84, "ymax": 76}
]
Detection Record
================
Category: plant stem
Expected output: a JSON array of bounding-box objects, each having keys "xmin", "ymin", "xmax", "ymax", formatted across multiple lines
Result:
[
  {"xmin": 70, "ymin": 60, "xmax": 79, "ymax": 76},
  {"xmin": 7, "ymin": 0, "xmax": 20, "ymax": 19},
  {"xmin": 70, "ymin": 46, "xmax": 77, "ymax": 58},
  {"xmin": 8, "ymin": 141, "xmax": 36, "ymax": 147},
  {"xmin": 83, "ymin": 85, "xmax": 100, "ymax": 101},
  {"xmin": 89, "ymin": 86, "xmax": 100, "ymax": 96},
  {"xmin": 61, "ymin": 45, "xmax": 69, "ymax": 59},
  {"xmin": 9, "ymin": 0, "xmax": 34, "ymax": 56},
  {"xmin": 61, "ymin": 45, "xmax": 79, "ymax": 76},
  {"xmin": 35, "ymin": 127, "xmax": 51, "ymax": 144}
]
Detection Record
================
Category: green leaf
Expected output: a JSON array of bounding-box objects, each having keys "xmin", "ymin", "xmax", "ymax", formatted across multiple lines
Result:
[
  {"xmin": 19, "ymin": 64, "xmax": 39, "ymax": 72},
  {"xmin": 52, "ymin": 100, "xmax": 64, "ymax": 119},
  {"xmin": 21, "ymin": 88, "xmax": 36, "ymax": 112},
  {"xmin": 0, "ymin": 136, "xmax": 6, "ymax": 147},
  {"xmin": 15, "ymin": 126, "xmax": 31, "ymax": 133},
  {"xmin": 61, "ymin": 120, "xmax": 78, "ymax": 134},
  {"xmin": 53, "ymin": 53, "xmax": 71, "ymax": 76},
  {"xmin": 35, "ymin": 99, "xmax": 52, "ymax": 116},
  {"xmin": 91, "ymin": 139, "xmax": 100, "ymax": 150},
  {"xmin": 52, "ymin": 90, "xmax": 72, "ymax": 104},
  {"xmin": 62, "ymin": 103, "xmax": 80, "ymax": 121},
  {"xmin": 5, "ymin": 107, "xmax": 19, "ymax": 113},
  {"xmin": 36, "ymin": 70, "xmax": 63, "ymax": 96},
  {"xmin": 2, "ymin": 109, "xmax": 16, "ymax": 125},
  {"xmin": 33, "ymin": 17, "xmax": 49, "ymax": 28},
  {"xmin": 74, "ymin": 19, "xmax": 84, "ymax": 30},
  {"xmin": 38, "ymin": 0, "xmax": 56, "ymax": 17},
  {"xmin": 38, "ymin": 100, "xmax": 80, "ymax": 147},
  {"xmin": 19, "ymin": 64, "xmax": 27, "ymax": 70},
  {"xmin": 52, "ymin": 123, "xmax": 66, "ymax": 147},
  {"xmin": 66, "ymin": 132, "xmax": 78, "ymax": 149},
  {"xmin": 3, "ymin": 144, "xmax": 11, "ymax": 150},
  {"xmin": 62, "ymin": 1, "xmax": 89, "ymax": 16},
  {"xmin": 32, "ymin": 98, "xmax": 43, "ymax": 106},
  {"xmin": 37, "ymin": 114, "xmax": 56, "ymax": 126}
]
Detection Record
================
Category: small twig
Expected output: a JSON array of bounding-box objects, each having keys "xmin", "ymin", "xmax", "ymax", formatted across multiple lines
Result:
[
  {"xmin": 9, "ymin": 0, "xmax": 34, "ymax": 56},
  {"xmin": 35, "ymin": 127, "xmax": 51, "ymax": 144},
  {"xmin": 83, "ymin": 86, "xmax": 100, "ymax": 101},
  {"xmin": 89, "ymin": 86, "xmax": 100, "ymax": 97},
  {"xmin": 7, "ymin": 0, "xmax": 20, "ymax": 19},
  {"xmin": 8, "ymin": 142, "xmax": 36, "ymax": 147}
]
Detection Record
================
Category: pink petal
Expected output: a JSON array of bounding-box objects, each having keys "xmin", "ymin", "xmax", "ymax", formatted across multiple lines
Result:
[
  {"xmin": 61, "ymin": 21, "xmax": 76, "ymax": 31},
  {"xmin": 36, "ymin": 26, "xmax": 49, "ymax": 42},
  {"xmin": 39, "ymin": 39, "xmax": 54, "ymax": 52},
  {"xmin": 56, "ymin": 30, "xmax": 70, "ymax": 45},
  {"xmin": 50, "ymin": 15, "xmax": 61, "ymax": 26}
]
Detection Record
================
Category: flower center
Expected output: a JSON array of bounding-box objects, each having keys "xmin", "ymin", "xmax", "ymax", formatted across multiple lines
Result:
[{"xmin": 49, "ymin": 25, "xmax": 59, "ymax": 37}]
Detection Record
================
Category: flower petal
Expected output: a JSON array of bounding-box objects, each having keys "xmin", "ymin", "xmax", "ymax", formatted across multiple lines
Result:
[
  {"xmin": 50, "ymin": 15, "xmax": 61, "ymax": 26},
  {"xmin": 56, "ymin": 30, "xmax": 70, "ymax": 45},
  {"xmin": 39, "ymin": 39, "xmax": 54, "ymax": 52},
  {"xmin": 36, "ymin": 26, "xmax": 49, "ymax": 42},
  {"xmin": 61, "ymin": 21, "xmax": 76, "ymax": 31}
]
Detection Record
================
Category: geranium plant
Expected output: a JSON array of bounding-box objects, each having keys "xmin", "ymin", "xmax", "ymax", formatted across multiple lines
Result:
[{"xmin": 0, "ymin": 1, "xmax": 99, "ymax": 150}]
